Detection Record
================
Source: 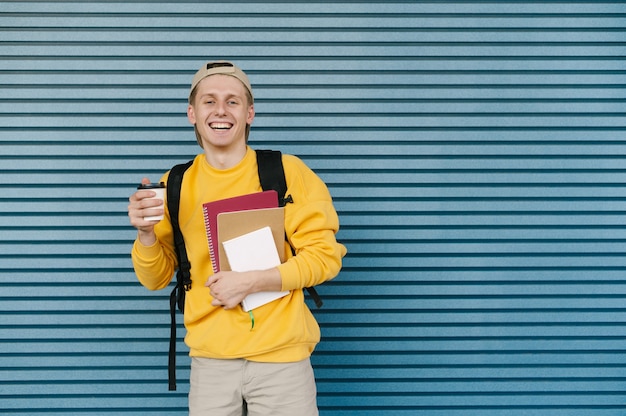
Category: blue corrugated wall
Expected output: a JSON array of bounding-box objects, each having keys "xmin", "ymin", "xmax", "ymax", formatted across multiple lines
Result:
[{"xmin": 2, "ymin": 1, "xmax": 626, "ymax": 415}]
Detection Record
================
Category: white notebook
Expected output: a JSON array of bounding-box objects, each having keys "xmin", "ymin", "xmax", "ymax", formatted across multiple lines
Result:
[{"xmin": 222, "ymin": 226, "xmax": 289, "ymax": 311}]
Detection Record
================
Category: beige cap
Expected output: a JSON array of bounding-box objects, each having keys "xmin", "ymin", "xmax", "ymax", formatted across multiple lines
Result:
[{"xmin": 189, "ymin": 61, "xmax": 253, "ymax": 101}]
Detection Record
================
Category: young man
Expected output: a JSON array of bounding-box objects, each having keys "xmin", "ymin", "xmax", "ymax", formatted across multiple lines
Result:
[{"xmin": 128, "ymin": 61, "xmax": 346, "ymax": 415}]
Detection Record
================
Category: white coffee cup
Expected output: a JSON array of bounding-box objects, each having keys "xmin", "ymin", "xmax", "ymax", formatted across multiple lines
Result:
[{"xmin": 137, "ymin": 182, "xmax": 166, "ymax": 221}]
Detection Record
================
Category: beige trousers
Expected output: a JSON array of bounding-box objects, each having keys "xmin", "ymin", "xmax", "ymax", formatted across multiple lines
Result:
[{"xmin": 188, "ymin": 357, "xmax": 318, "ymax": 416}]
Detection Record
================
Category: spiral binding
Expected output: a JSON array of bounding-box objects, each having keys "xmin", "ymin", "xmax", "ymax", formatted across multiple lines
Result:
[{"xmin": 202, "ymin": 204, "xmax": 219, "ymax": 273}]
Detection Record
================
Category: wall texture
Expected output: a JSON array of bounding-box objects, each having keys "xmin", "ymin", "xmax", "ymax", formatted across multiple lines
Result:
[{"xmin": 2, "ymin": 1, "xmax": 626, "ymax": 415}]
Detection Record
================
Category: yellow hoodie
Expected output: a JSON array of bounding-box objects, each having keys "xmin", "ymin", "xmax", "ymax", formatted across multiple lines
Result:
[{"xmin": 132, "ymin": 147, "xmax": 346, "ymax": 362}]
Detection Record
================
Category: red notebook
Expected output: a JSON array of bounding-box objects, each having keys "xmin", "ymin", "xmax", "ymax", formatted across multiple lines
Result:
[{"xmin": 202, "ymin": 190, "xmax": 278, "ymax": 272}]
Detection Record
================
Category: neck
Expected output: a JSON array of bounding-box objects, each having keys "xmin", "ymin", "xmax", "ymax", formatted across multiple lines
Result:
[{"xmin": 204, "ymin": 143, "xmax": 247, "ymax": 170}]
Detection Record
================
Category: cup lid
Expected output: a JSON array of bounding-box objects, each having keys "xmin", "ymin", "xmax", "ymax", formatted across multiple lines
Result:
[{"xmin": 137, "ymin": 182, "xmax": 165, "ymax": 189}]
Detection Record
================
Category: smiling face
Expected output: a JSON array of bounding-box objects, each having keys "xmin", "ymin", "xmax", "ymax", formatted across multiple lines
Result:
[{"xmin": 187, "ymin": 74, "xmax": 255, "ymax": 152}]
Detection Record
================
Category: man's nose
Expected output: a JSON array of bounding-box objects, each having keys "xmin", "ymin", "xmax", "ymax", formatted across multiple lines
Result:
[{"xmin": 214, "ymin": 101, "xmax": 227, "ymax": 115}]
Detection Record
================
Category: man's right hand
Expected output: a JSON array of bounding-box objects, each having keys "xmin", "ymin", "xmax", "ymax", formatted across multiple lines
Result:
[{"xmin": 128, "ymin": 177, "xmax": 163, "ymax": 245}]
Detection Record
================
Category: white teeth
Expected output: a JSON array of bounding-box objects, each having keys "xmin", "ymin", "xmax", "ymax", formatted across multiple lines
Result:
[{"xmin": 210, "ymin": 122, "xmax": 232, "ymax": 130}]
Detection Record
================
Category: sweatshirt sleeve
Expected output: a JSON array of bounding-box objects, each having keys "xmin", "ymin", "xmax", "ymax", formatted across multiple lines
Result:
[{"xmin": 277, "ymin": 155, "xmax": 347, "ymax": 291}]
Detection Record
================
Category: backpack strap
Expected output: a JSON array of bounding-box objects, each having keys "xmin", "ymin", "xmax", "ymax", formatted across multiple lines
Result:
[
  {"xmin": 255, "ymin": 149, "xmax": 293, "ymax": 207},
  {"xmin": 255, "ymin": 149, "xmax": 323, "ymax": 308},
  {"xmin": 165, "ymin": 159, "xmax": 193, "ymax": 391}
]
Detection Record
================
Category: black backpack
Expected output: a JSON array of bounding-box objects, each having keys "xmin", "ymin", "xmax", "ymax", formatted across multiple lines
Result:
[{"xmin": 165, "ymin": 149, "xmax": 322, "ymax": 391}]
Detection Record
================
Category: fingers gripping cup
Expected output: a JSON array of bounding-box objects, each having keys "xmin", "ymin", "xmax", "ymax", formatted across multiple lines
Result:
[{"xmin": 137, "ymin": 182, "xmax": 166, "ymax": 221}]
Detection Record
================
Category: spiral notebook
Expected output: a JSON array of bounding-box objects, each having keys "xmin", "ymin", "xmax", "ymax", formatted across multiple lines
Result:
[{"xmin": 201, "ymin": 190, "xmax": 278, "ymax": 272}]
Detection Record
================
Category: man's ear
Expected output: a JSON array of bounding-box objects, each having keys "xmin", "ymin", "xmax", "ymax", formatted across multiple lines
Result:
[
  {"xmin": 187, "ymin": 104, "xmax": 196, "ymax": 125},
  {"xmin": 247, "ymin": 104, "xmax": 255, "ymax": 125}
]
